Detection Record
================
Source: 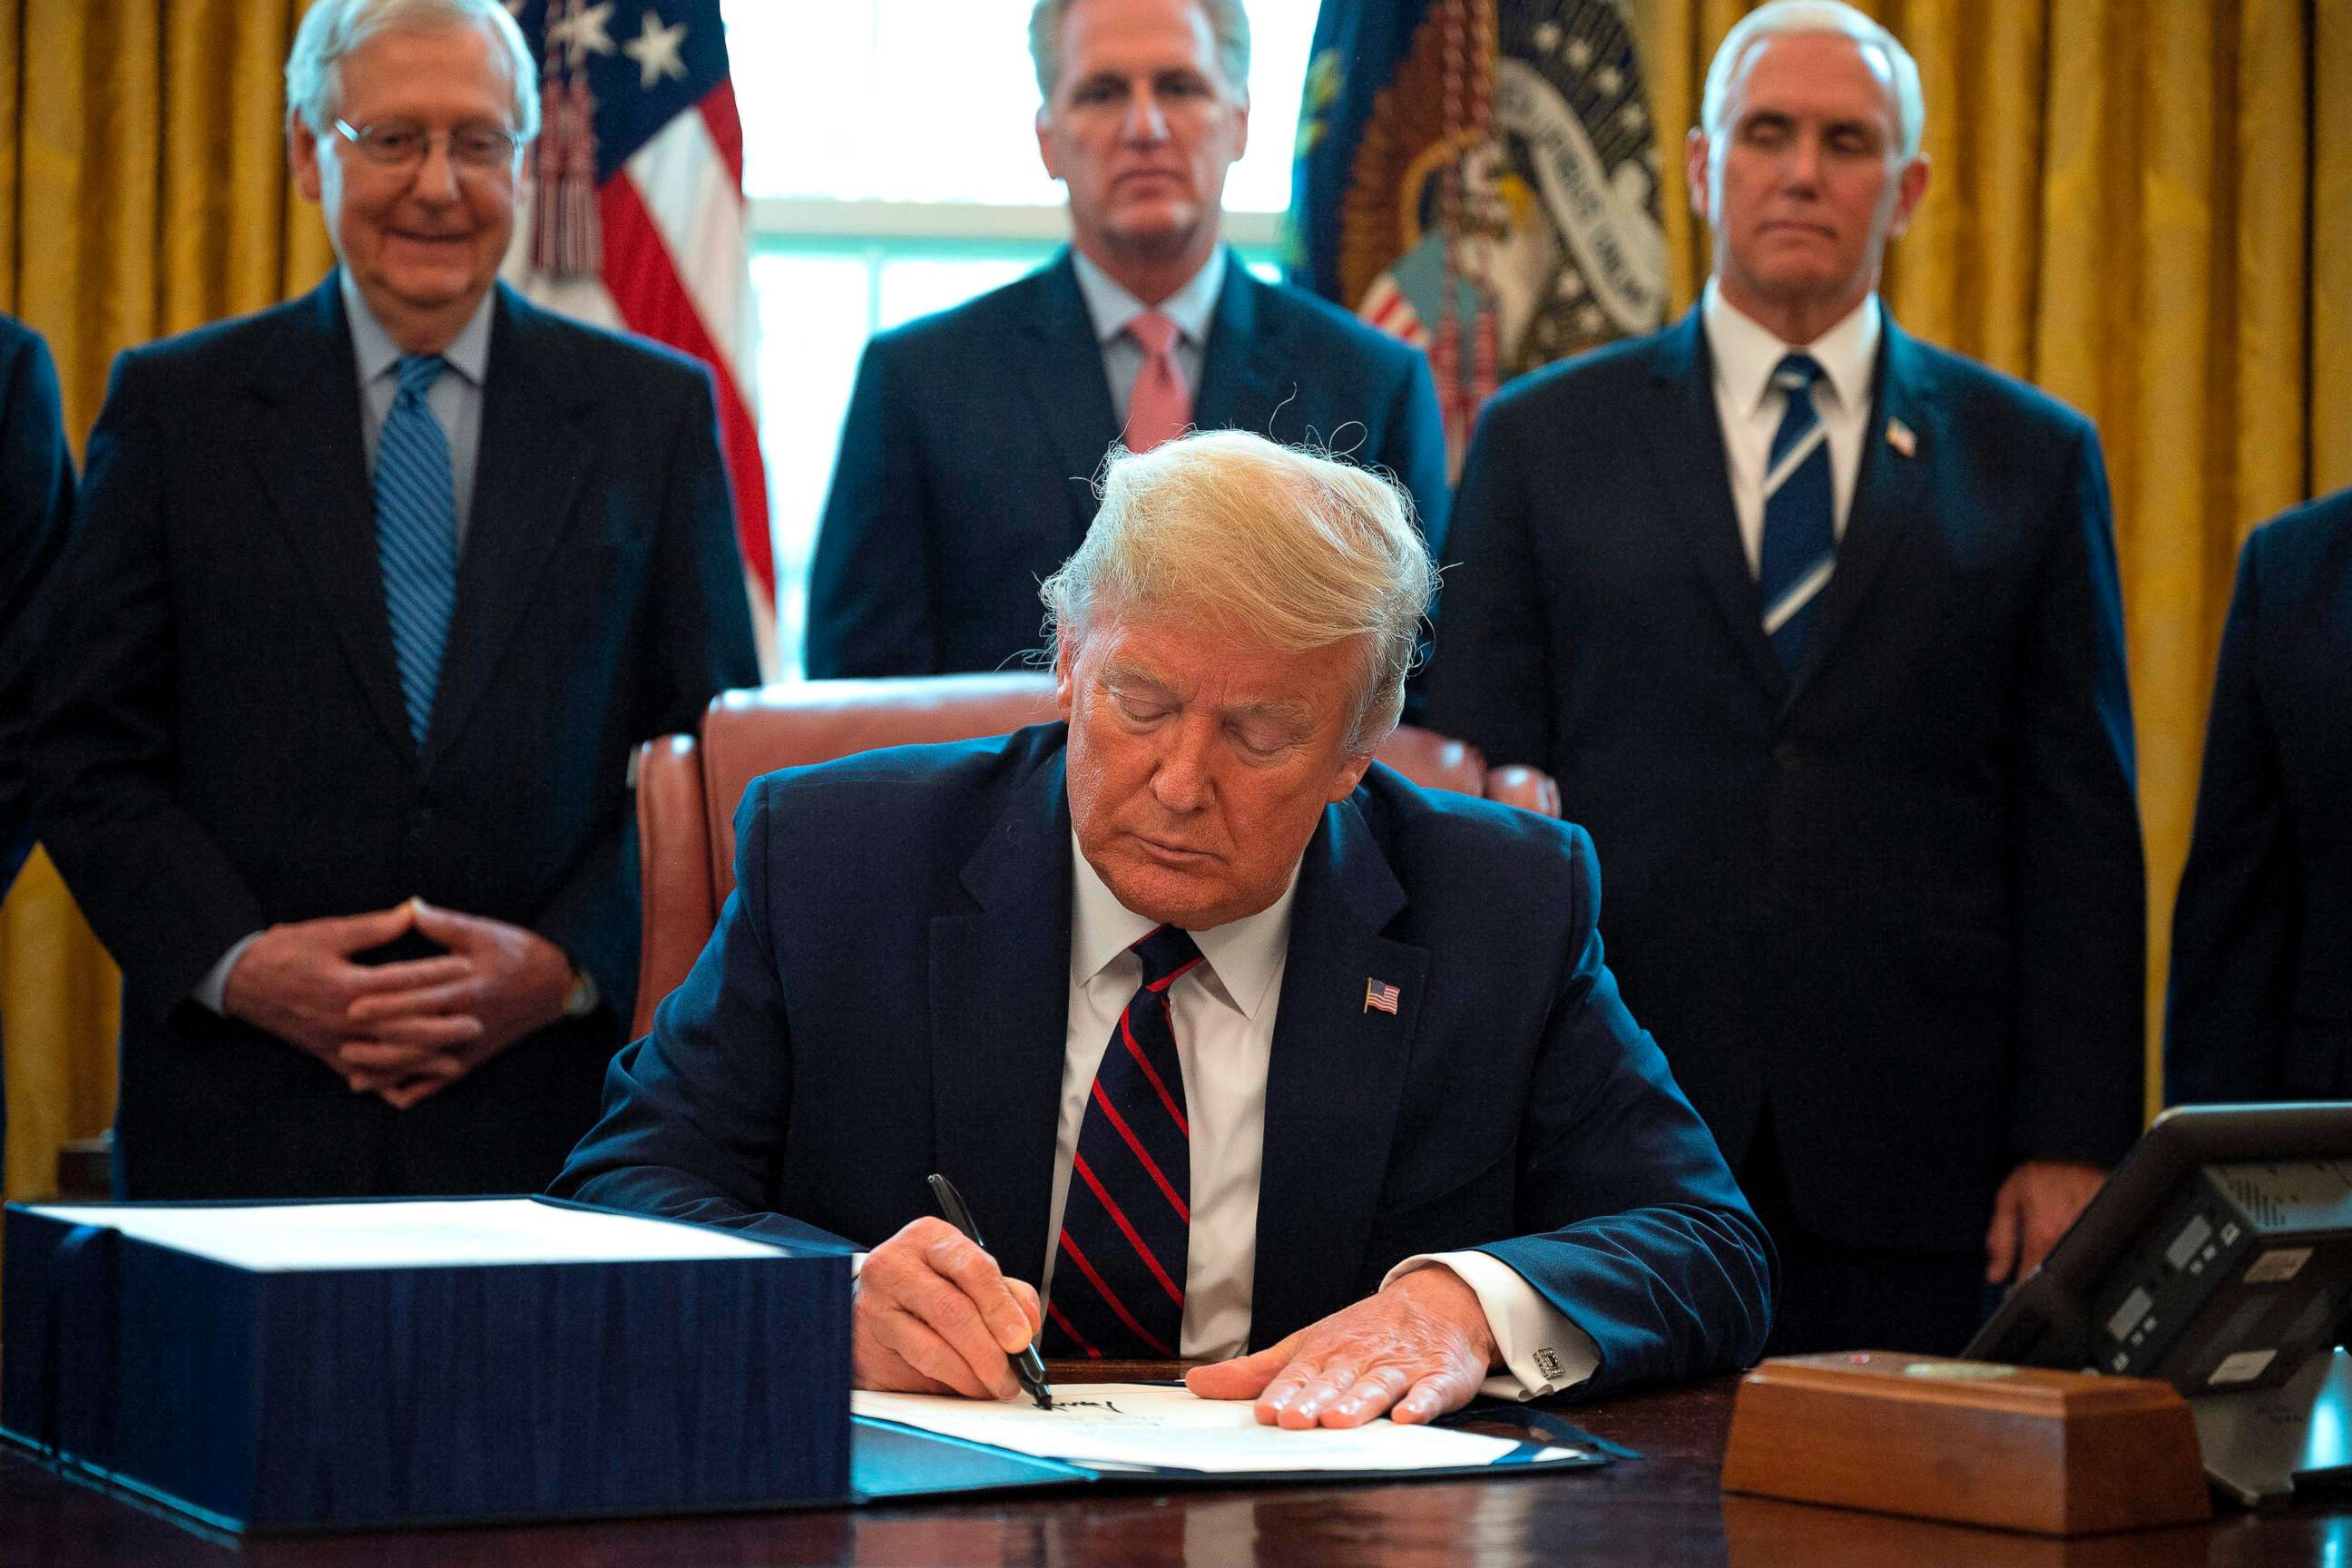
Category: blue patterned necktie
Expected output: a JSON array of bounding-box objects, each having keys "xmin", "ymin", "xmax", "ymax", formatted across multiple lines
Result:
[
  {"xmin": 1757, "ymin": 351, "xmax": 1836, "ymax": 674},
  {"xmin": 375, "ymin": 353, "xmax": 458, "ymax": 750},
  {"xmin": 1045, "ymin": 924, "xmax": 1203, "ymax": 1359}
]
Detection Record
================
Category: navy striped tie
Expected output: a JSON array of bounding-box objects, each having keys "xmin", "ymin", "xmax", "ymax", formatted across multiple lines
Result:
[
  {"xmin": 375, "ymin": 353, "xmax": 458, "ymax": 749},
  {"xmin": 1757, "ymin": 351, "xmax": 1836, "ymax": 674},
  {"xmin": 1045, "ymin": 925, "xmax": 1202, "ymax": 1359}
]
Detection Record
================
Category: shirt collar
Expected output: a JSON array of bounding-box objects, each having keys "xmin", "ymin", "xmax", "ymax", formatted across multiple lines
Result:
[
  {"xmin": 1070, "ymin": 247, "xmax": 1227, "ymax": 350},
  {"xmin": 339, "ymin": 269, "xmax": 496, "ymax": 389},
  {"xmin": 1701, "ymin": 276, "xmax": 1880, "ymax": 417},
  {"xmin": 1068, "ymin": 826, "xmax": 1298, "ymax": 1022}
]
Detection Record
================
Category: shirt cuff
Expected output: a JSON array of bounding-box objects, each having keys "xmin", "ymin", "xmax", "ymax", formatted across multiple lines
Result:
[
  {"xmin": 192, "ymin": 932, "xmax": 262, "ymax": 1014},
  {"xmin": 1384, "ymin": 1250, "xmax": 1599, "ymax": 1402}
]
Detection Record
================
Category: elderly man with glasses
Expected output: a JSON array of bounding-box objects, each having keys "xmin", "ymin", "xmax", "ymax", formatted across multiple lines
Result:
[{"xmin": 23, "ymin": 0, "xmax": 757, "ymax": 1199}]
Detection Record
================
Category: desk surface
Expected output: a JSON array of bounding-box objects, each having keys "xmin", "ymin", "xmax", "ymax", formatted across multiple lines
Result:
[{"xmin": 4, "ymin": 1377, "xmax": 2346, "ymax": 1565}]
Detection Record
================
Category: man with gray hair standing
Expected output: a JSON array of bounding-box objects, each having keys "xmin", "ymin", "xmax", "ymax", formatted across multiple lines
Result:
[
  {"xmin": 805, "ymin": 0, "xmax": 1448, "ymax": 684},
  {"xmin": 1430, "ymin": 0, "xmax": 2143, "ymax": 1354},
  {"xmin": 560, "ymin": 430, "xmax": 1772, "ymax": 1420},
  {"xmin": 25, "ymin": 0, "xmax": 756, "ymax": 1197}
]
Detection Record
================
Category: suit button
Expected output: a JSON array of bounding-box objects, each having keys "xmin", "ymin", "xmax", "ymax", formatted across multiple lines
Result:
[{"xmin": 1773, "ymin": 740, "xmax": 1798, "ymax": 770}]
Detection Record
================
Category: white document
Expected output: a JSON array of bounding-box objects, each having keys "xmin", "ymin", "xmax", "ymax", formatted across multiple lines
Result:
[
  {"xmin": 852, "ymin": 1383, "xmax": 1589, "ymax": 1475},
  {"xmin": 30, "ymin": 1198, "xmax": 789, "ymax": 1270}
]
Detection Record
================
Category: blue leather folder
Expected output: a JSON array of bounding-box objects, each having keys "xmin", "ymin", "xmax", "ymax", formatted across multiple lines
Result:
[{"xmin": 0, "ymin": 1197, "xmax": 851, "ymax": 1533}]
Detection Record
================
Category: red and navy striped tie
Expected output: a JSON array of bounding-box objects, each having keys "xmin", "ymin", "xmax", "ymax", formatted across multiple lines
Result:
[{"xmin": 1045, "ymin": 924, "xmax": 1202, "ymax": 1359}]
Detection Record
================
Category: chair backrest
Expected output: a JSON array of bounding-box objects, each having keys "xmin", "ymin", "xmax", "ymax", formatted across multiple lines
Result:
[{"xmin": 631, "ymin": 673, "xmax": 1559, "ymax": 1036}]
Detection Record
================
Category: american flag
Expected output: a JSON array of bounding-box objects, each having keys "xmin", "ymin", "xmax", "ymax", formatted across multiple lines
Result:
[
  {"xmin": 501, "ymin": 1, "xmax": 777, "ymax": 671},
  {"xmin": 1364, "ymin": 977, "xmax": 1401, "ymax": 1015}
]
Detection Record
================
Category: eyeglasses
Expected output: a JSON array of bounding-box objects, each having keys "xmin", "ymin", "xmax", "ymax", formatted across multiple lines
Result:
[{"xmin": 332, "ymin": 118, "xmax": 522, "ymax": 174}]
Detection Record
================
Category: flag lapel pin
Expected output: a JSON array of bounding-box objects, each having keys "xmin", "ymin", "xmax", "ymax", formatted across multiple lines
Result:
[
  {"xmin": 1364, "ymin": 977, "xmax": 1402, "ymax": 1014},
  {"xmin": 1886, "ymin": 417, "xmax": 1917, "ymax": 457}
]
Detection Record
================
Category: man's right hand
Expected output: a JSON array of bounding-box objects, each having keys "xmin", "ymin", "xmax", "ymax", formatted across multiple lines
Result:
[
  {"xmin": 219, "ymin": 904, "xmax": 478, "ymax": 1082},
  {"xmin": 853, "ymin": 1216, "xmax": 1044, "ymax": 1400}
]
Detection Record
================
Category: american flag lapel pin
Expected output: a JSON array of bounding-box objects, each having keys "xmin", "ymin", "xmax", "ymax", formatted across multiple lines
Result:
[
  {"xmin": 1886, "ymin": 417, "xmax": 1917, "ymax": 457},
  {"xmin": 1364, "ymin": 977, "xmax": 1401, "ymax": 1014}
]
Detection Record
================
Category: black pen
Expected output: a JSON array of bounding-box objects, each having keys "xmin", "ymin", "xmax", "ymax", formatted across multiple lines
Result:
[{"xmin": 926, "ymin": 1171, "xmax": 1054, "ymax": 1410}]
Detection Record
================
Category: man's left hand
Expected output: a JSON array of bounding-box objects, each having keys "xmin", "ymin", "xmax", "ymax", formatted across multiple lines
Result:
[
  {"xmin": 1184, "ymin": 1266, "xmax": 1498, "ymax": 1428},
  {"xmin": 340, "ymin": 899, "xmax": 574, "ymax": 1107},
  {"xmin": 1984, "ymin": 1158, "xmax": 2107, "ymax": 1285}
]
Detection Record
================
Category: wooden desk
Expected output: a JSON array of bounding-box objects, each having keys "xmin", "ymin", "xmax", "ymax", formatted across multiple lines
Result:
[{"xmin": 4, "ymin": 1377, "xmax": 2346, "ymax": 1565}]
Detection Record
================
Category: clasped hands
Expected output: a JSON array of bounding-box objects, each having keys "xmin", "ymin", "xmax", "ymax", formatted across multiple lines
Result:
[
  {"xmin": 853, "ymin": 1217, "xmax": 1499, "ymax": 1426},
  {"xmin": 220, "ymin": 897, "xmax": 573, "ymax": 1108}
]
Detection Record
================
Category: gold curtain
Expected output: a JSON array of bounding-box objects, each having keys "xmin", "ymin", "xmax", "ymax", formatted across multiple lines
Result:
[
  {"xmin": 1635, "ymin": 0, "xmax": 2352, "ymax": 1122},
  {"xmin": 0, "ymin": 1, "xmax": 2345, "ymax": 1195},
  {"xmin": 0, "ymin": 0, "xmax": 332, "ymax": 1200}
]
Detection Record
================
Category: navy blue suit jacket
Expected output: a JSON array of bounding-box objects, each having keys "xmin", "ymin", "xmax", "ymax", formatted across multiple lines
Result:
[
  {"xmin": 0, "ymin": 313, "xmax": 75, "ymax": 897},
  {"xmin": 554, "ymin": 725, "xmax": 1773, "ymax": 1394},
  {"xmin": 804, "ymin": 250, "xmax": 1451, "ymax": 679},
  {"xmin": 27, "ymin": 276, "xmax": 759, "ymax": 1198},
  {"xmin": 1426, "ymin": 309, "xmax": 2146, "ymax": 1254},
  {"xmin": 2167, "ymin": 489, "xmax": 2352, "ymax": 1102}
]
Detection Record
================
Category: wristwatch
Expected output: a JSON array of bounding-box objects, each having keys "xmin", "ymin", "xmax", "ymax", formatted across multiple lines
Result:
[{"xmin": 561, "ymin": 964, "xmax": 600, "ymax": 1020}]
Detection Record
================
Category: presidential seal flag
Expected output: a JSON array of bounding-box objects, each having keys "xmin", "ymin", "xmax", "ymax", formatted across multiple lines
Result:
[
  {"xmin": 501, "ymin": 0, "xmax": 779, "ymax": 671},
  {"xmin": 1290, "ymin": 0, "xmax": 1666, "ymax": 473}
]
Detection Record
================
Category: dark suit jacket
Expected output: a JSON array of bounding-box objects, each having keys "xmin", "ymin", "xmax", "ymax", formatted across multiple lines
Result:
[
  {"xmin": 553, "ymin": 725, "xmax": 1775, "ymax": 1396},
  {"xmin": 805, "ymin": 250, "xmax": 1451, "ymax": 679},
  {"xmin": 0, "ymin": 313, "xmax": 76, "ymax": 897},
  {"xmin": 27, "ymin": 276, "xmax": 758, "ymax": 1199},
  {"xmin": 1426, "ymin": 308, "xmax": 2145, "ymax": 1254},
  {"xmin": 2167, "ymin": 489, "xmax": 2352, "ymax": 1102}
]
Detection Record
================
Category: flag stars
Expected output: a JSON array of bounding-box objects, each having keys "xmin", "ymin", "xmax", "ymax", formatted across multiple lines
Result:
[
  {"xmin": 1565, "ymin": 36, "xmax": 1594, "ymax": 71},
  {"xmin": 549, "ymin": 1, "xmax": 617, "ymax": 68},
  {"xmin": 623, "ymin": 8, "xmax": 691, "ymax": 90},
  {"xmin": 1594, "ymin": 64, "xmax": 1622, "ymax": 96}
]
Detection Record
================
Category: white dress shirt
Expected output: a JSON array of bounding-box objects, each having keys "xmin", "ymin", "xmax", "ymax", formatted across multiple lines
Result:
[
  {"xmin": 1070, "ymin": 247, "xmax": 1225, "ymax": 424},
  {"xmin": 1702, "ymin": 278, "xmax": 1881, "ymax": 576},
  {"xmin": 1049, "ymin": 834, "xmax": 1598, "ymax": 1401}
]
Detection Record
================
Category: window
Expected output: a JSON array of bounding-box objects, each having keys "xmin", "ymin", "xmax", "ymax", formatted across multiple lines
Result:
[{"xmin": 724, "ymin": 0, "xmax": 1318, "ymax": 674}]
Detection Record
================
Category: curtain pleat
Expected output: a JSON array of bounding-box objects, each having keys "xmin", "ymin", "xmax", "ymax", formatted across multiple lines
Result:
[
  {"xmin": 1, "ymin": 1, "xmax": 2345, "ymax": 1204},
  {"xmin": 1, "ymin": 0, "xmax": 324, "ymax": 1203}
]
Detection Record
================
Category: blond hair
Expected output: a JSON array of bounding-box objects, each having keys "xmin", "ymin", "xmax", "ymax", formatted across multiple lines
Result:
[{"xmin": 1040, "ymin": 431, "xmax": 1436, "ymax": 753}]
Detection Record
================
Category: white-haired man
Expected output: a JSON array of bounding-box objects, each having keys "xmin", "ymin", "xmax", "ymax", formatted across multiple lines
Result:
[
  {"xmin": 1430, "ymin": 0, "xmax": 2143, "ymax": 1354},
  {"xmin": 27, "ymin": 0, "xmax": 756, "ymax": 1197},
  {"xmin": 559, "ymin": 431, "xmax": 1772, "ymax": 1423},
  {"xmin": 804, "ymin": 0, "xmax": 1448, "ymax": 687}
]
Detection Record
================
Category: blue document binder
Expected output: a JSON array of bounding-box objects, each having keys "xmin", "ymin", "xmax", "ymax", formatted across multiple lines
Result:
[{"xmin": 0, "ymin": 1197, "xmax": 851, "ymax": 1533}]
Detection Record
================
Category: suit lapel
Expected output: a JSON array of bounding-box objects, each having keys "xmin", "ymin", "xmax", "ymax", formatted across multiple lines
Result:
[
  {"xmin": 1016, "ymin": 253, "xmax": 1123, "ymax": 555},
  {"xmin": 1790, "ymin": 316, "xmax": 1937, "ymax": 693},
  {"xmin": 245, "ymin": 276, "xmax": 415, "ymax": 755},
  {"xmin": 426, "ymin": 285, "xmax": 594, "ymax": 762},
  {"xmin": 1249, "ymin": 795, "xmax": 1428, "ymax": 1347},
  {"xmin": 1642, "ymin": 312, "xmax": 1785, "ymax": 701},
  {"xmin": 926, "ymin": 746, "xmax": 1076, "ymax": 1291},
  {"xmin": 1191, "ymin": 256, "xmax": 1284, "ymax": 437}
]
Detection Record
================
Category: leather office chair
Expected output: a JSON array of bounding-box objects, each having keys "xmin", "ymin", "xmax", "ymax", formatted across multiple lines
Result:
[{"xmin": 630, "ymin": 672, "xmax": 1561, "ymax": 1037}]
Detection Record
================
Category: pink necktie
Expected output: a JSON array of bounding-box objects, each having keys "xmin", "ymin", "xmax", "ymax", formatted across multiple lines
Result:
[{"xmin": 1123, "ymin": 310, "xmax": 1191, "ymax": 453}]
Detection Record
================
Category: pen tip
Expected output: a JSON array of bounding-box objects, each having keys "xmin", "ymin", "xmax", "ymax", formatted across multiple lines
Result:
[{"xmin": 1038, "ymin": 1391, "xmax": 1054, "ymax": 1411}]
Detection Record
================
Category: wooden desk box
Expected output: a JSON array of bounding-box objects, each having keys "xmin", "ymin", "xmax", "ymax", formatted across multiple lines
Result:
[{"xmin": 1720, "ymin": 1352, "xmax": 2210, "ymax": 1536}]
